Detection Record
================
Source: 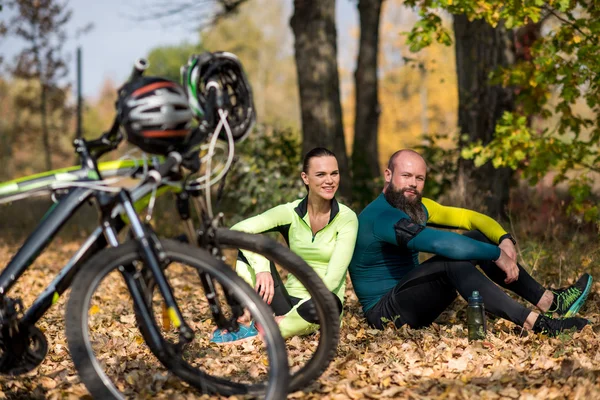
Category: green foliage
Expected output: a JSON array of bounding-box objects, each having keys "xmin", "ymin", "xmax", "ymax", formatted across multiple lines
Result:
[
  {"xmin": 219, "ymin": 125, "xmax": 305, "ymax": 224},
  {"xmin": 404, "ymin": 0, "xmax": 600, "ymax": 224},
  {"xmin": 404, "ymin": 0, "xmax": 554, "ymax": 35},
  {"xmin": 415, "ymin": 132, "xmax": 460, "ymax": 199},
  {"xmin": 145, "ymin": 43, "xmax": 204, "ymax": 82},
  {"xmin": 199, "ymin": 0, "xmax": 299, "ymax": 130},
  {"xmin": 4, "ymin": 0, "xmax": 75, "ymax": 171},
  {"xmin": 405, "ymin": 11, "xmax": 453, "ymax": 52},
  {"xmin": 348, "ymin": 175, "xmax": 384, "ymax": 214},
  {"xmin": 143, "ymin": 0, "xmax": 299, "ymax": 130},
  {"xmin": 0, "ymin": 77, "xmax": 75, "ymax": 179}
]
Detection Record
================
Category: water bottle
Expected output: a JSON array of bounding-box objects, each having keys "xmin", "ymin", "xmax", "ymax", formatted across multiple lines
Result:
[{"xmin": 467, "ymin": 290, "xmax": 486, "ymax": 341}]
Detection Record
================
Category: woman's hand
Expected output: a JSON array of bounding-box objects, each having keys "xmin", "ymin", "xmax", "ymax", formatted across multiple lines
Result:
[{"xmin": 255, "ymin": 271, "xmax": 274, "ymax": 304}]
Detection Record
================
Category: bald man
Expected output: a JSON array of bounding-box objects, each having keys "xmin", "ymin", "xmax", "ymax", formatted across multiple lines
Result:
[{"xmin": 348, "ymin": 149, "xmax": 591, "ymax": 336}]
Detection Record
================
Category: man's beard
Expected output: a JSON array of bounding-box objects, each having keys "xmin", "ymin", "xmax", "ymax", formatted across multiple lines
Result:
[{"xmin": 384, "ymin": 182, "xmax": 427, "ymax": 224}]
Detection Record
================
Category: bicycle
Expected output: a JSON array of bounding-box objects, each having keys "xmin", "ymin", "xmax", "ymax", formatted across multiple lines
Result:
[
  {"xmin": 105, "ymin": 52, "xmax": 342, "ymax": 395},
  {"xmin": 0, "ymin": 60, "xmax": 289, "ymax": 399},
  {"xmin": 1, "ymin": 52, "xmax": 343, "ymax": 397}
]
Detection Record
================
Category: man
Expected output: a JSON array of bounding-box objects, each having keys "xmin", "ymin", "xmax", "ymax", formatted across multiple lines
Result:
[{"xmin": 348, "ymin": 149, "xmax": 592, "ymax": 336}]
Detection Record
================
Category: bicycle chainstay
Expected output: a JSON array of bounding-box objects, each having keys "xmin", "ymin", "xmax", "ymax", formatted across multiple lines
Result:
[{"xmin": 0, "ymin": 297, "xmax": 48, "ymax": 375}]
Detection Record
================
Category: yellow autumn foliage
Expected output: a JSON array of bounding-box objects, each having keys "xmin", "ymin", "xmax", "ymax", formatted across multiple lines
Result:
[{"xmin": 342, "ymin": 3, "xmax": 458, "ymax": 173}]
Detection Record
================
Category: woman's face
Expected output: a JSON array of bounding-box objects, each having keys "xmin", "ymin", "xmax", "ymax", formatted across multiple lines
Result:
[{"xmin": 301, "ymin": 156, "xmax": 340, "ymax": 200}]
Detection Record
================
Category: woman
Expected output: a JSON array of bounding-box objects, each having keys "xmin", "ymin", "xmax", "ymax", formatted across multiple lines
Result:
[{"xmin": 211, "ymin": 147, "xmax": 358, "ymax": 343}]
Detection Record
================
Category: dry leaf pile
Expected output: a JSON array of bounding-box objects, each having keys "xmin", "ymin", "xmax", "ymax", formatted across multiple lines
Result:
[{"xmin": 0, "ymin": 242, "xmax": 598, "ymax": 399}]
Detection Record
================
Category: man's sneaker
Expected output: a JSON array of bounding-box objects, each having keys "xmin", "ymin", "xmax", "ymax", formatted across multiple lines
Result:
[
  {"xmin": 210, "ymin": 321, "xmax": 258, "ymax": 344},
  {"xmin": 532, "ymin": 314, "xmax": 588, "ymax": 337},
  {"xmin": 547, "ymin": 273, "xmax": 593, "ymax": 317}
]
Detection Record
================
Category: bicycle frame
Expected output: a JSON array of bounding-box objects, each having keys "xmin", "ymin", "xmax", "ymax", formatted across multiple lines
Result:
[
  {"xmin": 0, "ymin": 163, "xmax": 240, "ymax": 338},
  {"xmin": 0, "ymin": 145, "xmax": 195, "ymax": 368},
  {"xmin": 0, "ymin": 187, "xmax": 109, "ymax": 327},
  {"xmin": 0, "ymin": 104, "xmax": 240, "ymax": 354},
  {"xmin": 0, "ymin": 156, "xmax": 155, "ymax": 324},
  {"xmin": 0, "ymin": 159, "xmax": 142, "ymax": 199}
]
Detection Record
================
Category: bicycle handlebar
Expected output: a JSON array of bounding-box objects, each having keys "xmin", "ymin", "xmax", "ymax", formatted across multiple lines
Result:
[
  {"xmin": 142, "ymin": 152, "xmax": 183, "ymax": 185},
  {"xmin": 205, "ymin": 78, "xmax": 223, "ymax": 128},
  {"xmin": 129, "ymin": 58, "xmax": 149, "ymax": 82}
]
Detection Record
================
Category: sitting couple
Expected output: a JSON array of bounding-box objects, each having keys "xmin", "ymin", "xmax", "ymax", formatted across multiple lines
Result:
[{"xmin": 211, "ymin": 148, "xmax": 592, "ymax": 343}]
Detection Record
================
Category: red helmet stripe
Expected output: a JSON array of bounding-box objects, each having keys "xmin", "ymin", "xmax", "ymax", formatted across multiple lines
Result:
[
  {"xmin": 131, "ymin": 81, "xmax": 178, "ymax": 97},
  {"xmin": 141, "ymin": 130, "xmax": 189, "ymax": 138}
]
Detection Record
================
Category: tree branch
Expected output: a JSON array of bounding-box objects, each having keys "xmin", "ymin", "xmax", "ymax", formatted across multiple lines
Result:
[
  {"xmin": 542, "ymin": 5, "xmax": 594, "ymax": 43},
  {"xmin": 581, "ymin": 162, "xmax": 600, "ymax": 174},
  {"xmin": 138, "ymin": 1, "xmax": 208, "ymax": 20},
  {"xmin": 132, "ymin": 0, "xmax": 249, "ymax": 29}
]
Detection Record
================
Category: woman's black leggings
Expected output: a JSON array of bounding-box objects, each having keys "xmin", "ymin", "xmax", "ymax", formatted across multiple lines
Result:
[
  {"xmin": 365, "ymin": 230, "xmax": 547, "ymax": 329},
  {"xmin": 237, "ymin": 252, "xmax": 343, "ymax": 323}
]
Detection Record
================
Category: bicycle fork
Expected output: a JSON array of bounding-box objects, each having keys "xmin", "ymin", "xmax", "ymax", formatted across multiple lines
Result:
[
  {"xmin": 175, "ymin": 192, "xmax": 243, "ymax": 332},
  {"xmin": 102, "ymin": 190, "xmax": 195, "ymax": 346}
]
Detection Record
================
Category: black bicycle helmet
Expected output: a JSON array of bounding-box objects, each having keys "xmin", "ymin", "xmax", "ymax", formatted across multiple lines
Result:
[
  {"xmin": 181, "ymin": 51, "xmax": 255, "ymax": 142},
  {"xmin": 118, "ymin": 77, "xmax": 194, "ymax": 155}
]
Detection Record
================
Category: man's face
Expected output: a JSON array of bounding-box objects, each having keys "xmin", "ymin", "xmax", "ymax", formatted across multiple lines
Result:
[
  {"xmin": 384, "ymin": 152, "xmax": 427, "ymax": 223},
  {"xmin": 384, "ymin": 153, "xmax": 427, "ymax": 202}
]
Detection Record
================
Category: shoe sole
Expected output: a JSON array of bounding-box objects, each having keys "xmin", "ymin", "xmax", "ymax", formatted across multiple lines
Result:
[
  {"xmin": 210, "ymin": 334, "xmax": 259, "ymax": 346},
  {"xmin": 564, "ymin": 275, "xmax": 593, "ymax": 318},
  {"xmin": 210, "ymin": 324, "xmax": 262, "ymax": 345}
]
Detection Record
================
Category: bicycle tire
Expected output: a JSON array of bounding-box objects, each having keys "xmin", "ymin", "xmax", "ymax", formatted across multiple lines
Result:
[
  {"xmin": 140, "ymin": 228, "xmax": 340, "ymax": 395},
  {"xmin": 65, "ymin": 239, "xmax": 289, "ymax": 400},
  {"xmin": 214, "ymin": 228, "xmax": 340, "ymax": 392}
]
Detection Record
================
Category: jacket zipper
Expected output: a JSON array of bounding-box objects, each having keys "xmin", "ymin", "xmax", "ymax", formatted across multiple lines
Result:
[{"xmin": 301, "ymin": 213, "xmax": 339, "ymax": 243}]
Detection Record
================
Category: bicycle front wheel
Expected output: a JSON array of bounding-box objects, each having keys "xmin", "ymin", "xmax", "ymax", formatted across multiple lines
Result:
[
  {"xmin": 65, "ymin": 239, "xmax": 289, "ymax": 400},
  {"xmin": 150, "ymin": 228, "xmax": 341, "ymax": 395},
  {"xmin": 214, "ymin": 228, "xmax": 341, "ymax": 392}
]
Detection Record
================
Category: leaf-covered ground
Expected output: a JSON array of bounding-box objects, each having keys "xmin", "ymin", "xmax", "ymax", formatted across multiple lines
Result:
[{"xmin": 0, "ymin": 240, "xmax": 598, "ymax": 400}]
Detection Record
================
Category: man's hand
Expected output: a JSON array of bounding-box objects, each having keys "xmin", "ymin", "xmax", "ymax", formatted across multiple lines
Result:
[
  {"xmin": 255, "ymin": 271, "xmax": 274, "ymax": 304},
  {"xmin": 499, "ymin": 238, "xmax": 517, "ymax": 261},
  {"xmin": 494, "ymin": 249, "xmax": 519, "ymax": 284}
]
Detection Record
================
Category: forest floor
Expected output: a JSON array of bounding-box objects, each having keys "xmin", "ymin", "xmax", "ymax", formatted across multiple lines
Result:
[{"xmin": 0, "ymin": 192, "xmax": 598, "ymax": 399}]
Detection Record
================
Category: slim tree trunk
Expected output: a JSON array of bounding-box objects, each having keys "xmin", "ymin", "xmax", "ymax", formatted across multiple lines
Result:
[
  {"xmin": 40, "ymin": 82, "xmax": 52, "ymax": 171},
  {"xmin": 352, "ymin": 0, "xmax": 384, "ymax": 207},
  {"xmin": 454, "ymin": 14, "xmax": 514, "ymax": 219},
  {"xmin": 419, "ymin": 61, "xmax": 428, "ymax": 134},
  {"xmin": 290, "ymin": 0, "xmax": 351, "ymax": 199},
  {"xmin": 0, "ymin": 110, "xmax": 17, "ymax": 180},
  {"xmin": 513, "ymin": 21, "xmax": 542, "ymax": 127}
]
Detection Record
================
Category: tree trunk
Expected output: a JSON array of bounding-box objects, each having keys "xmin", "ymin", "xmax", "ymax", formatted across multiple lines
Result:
[
  {"xmin": 352, "ymin": 0, "xmax": 384, "ymax": 208},
  {"xmin": 40, "ymin": 82, "xmax": 52, "ymax": 171},
  {"xmin": 513, "ymin": 21, "xmax": 542, "ymax": 127},
  {"xmin": 453, "ymin": 14, "xmax": 514, "ymax": 220},
  {"xmin": 290, "ymin": 0, "xmax": 351, "ymax": 200}
]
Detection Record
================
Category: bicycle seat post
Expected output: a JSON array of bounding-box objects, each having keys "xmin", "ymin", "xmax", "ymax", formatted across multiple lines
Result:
[{"xmin": 176, "ymin": 192, "xmax": 197, "ymax": 246}]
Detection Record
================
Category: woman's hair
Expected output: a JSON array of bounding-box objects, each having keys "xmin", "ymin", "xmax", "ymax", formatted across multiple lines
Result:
[
  {"xmin": 301, "ymin": 147, "xmax": 337, "ymax": 192},
  {"xmin": 302, "ymin": 147, "xmax": 337, "ymax": 173}
]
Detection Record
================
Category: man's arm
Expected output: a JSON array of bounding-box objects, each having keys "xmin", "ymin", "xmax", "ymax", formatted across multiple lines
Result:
[
  {"xmin": 422, "ymin": 198, "xmax": 513, "ymax": 243},
  {"xmin": 422, "ymin": 198, "xmax": 517, "ymax": 259},
  {"xmin": 373, "ymin": 210, "xmax": 519, "ymax": 282},
  {"xmin": 373, "ymin": 210, "xmax": 501, "ymax": 261}
]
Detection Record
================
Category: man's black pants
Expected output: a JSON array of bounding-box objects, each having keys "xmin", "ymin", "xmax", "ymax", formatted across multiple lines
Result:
[{"xmin": 365, "ymin": 230, "xmax": 546, "ymax": 329}]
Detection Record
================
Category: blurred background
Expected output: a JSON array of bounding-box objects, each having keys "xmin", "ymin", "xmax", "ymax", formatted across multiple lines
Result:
[{"xmin": 0, "ymin": 0, "xmax": 598, "ymax": 282}]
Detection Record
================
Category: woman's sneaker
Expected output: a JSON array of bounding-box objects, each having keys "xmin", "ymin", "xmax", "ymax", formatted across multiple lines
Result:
[
  {"xmin": 547, "ymin": 273, "xmax": 593, "ymax": 317},
  {"xmin": 532, "ymin": 314, "xmax": 588, "ymax": 337},
  {"xmin": 210, "ymin": 321, "xmax": 258, "ymax": 344}
]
